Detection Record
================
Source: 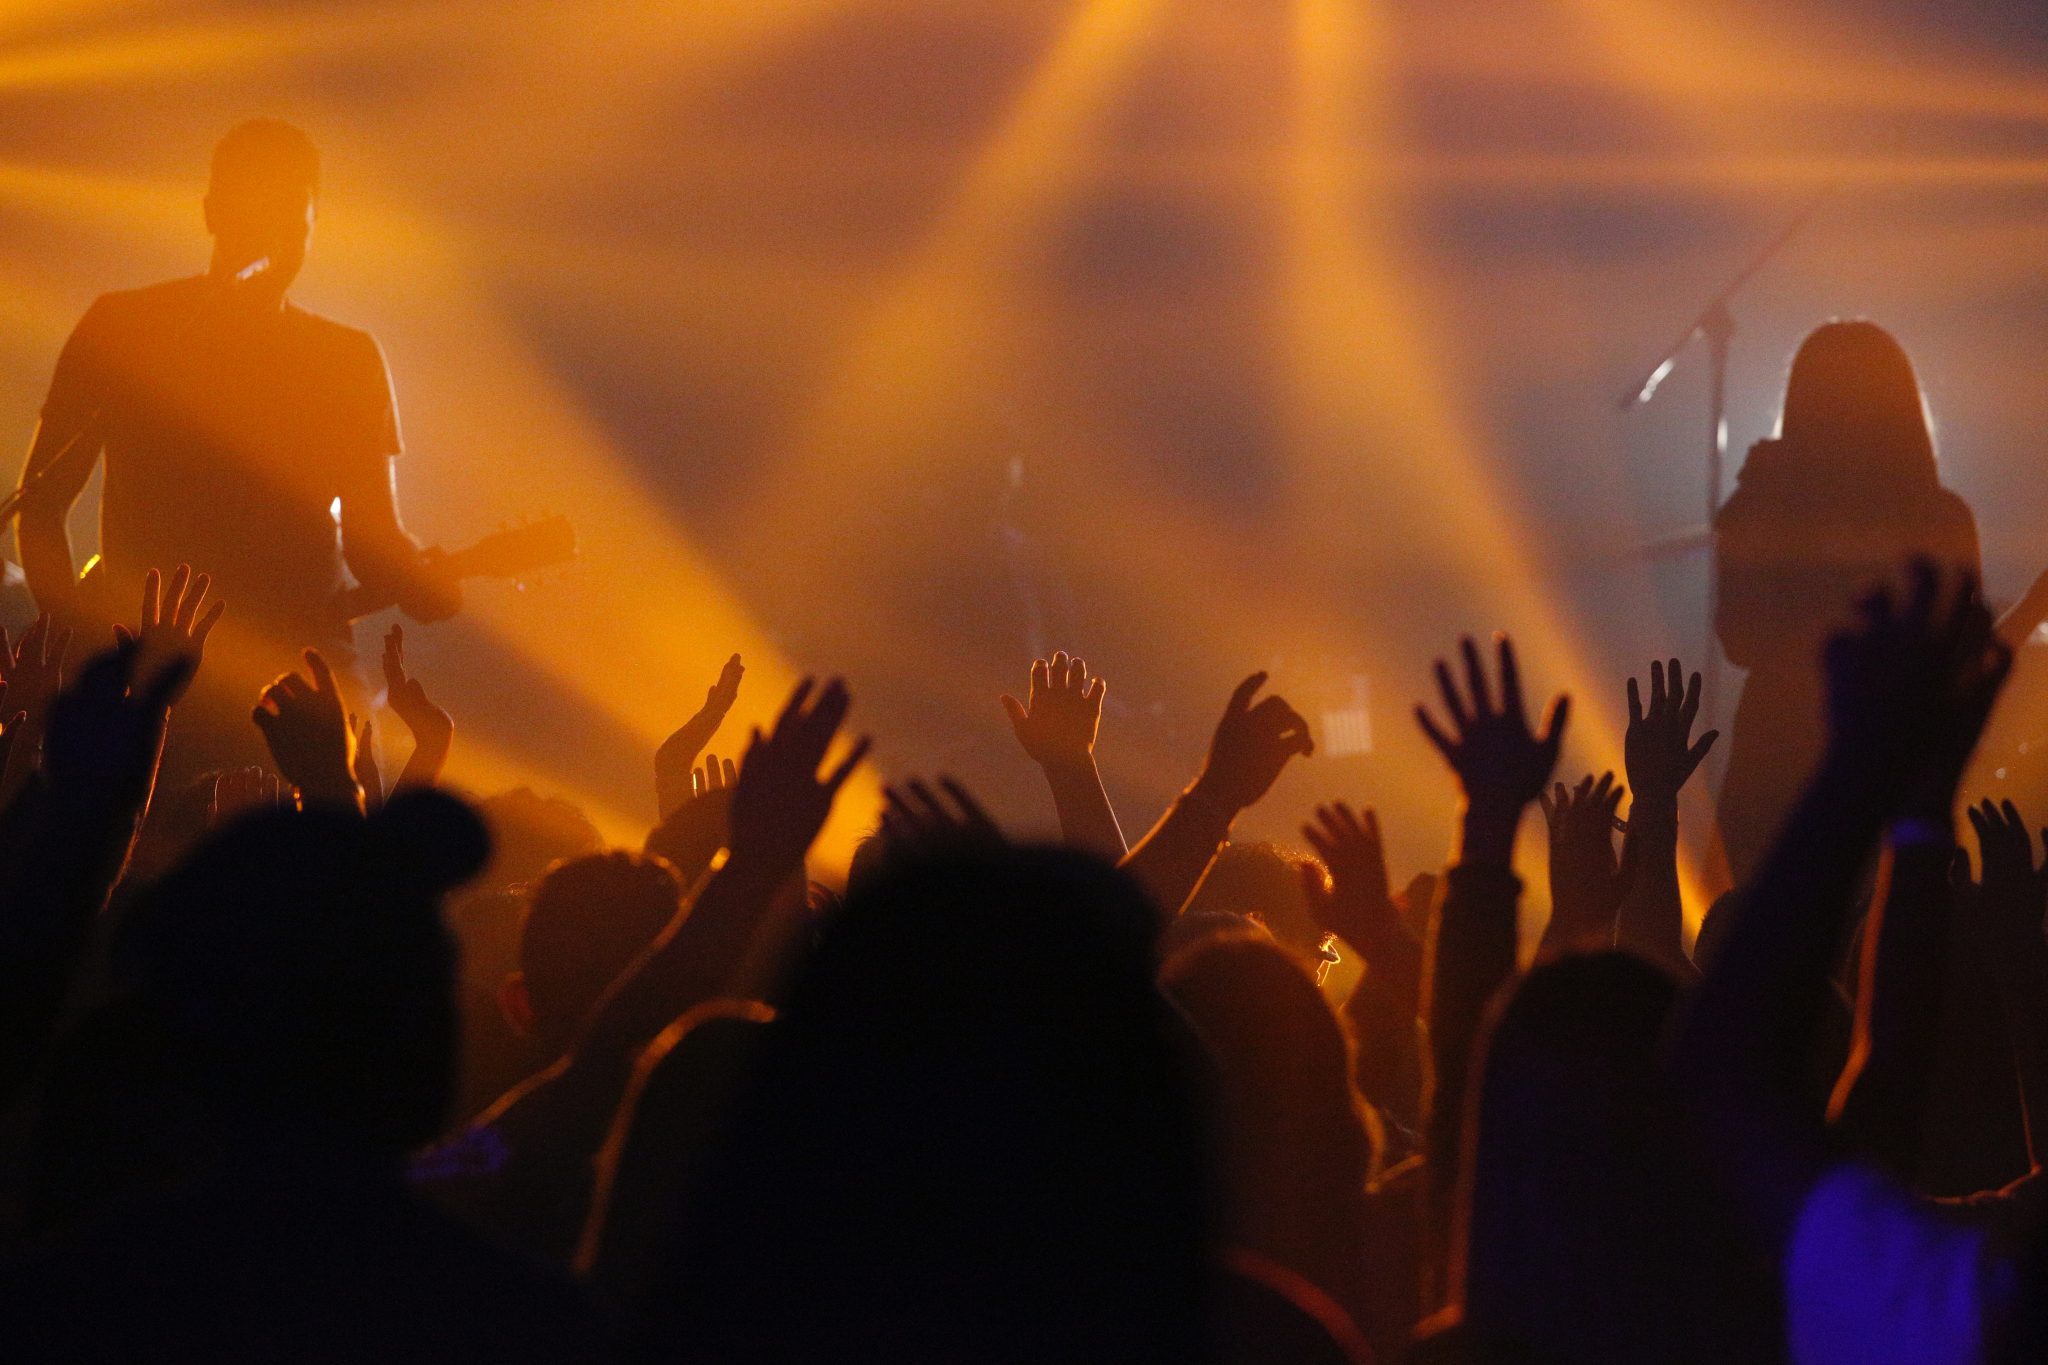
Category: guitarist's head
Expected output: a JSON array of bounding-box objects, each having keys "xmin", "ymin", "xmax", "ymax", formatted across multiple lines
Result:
[{"xmin": 203, "ymin": 119, "xmax": 320, "ymax": 305}]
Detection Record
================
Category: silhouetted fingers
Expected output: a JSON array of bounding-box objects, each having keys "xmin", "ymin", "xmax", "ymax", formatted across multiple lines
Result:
[
  {"xmin": 1416, "ymin": 706, "xmax": 1454, "ymax": 762},
  {"xmin": 1433, "ymin": 661, "xmax": 1469, "ymax": 731},
  {"xmin": 1460, "ymin": 637, "xmax": 1493, "ymax": 717},
  {"xmin": 937, "ymin": 776, "xmax": 997, "ymax": 833},
  {"xmin": 1227, "ymin": 672, "xmax": 1268, "ymax": 716},
  {"xmin": 821, "ymin": 734, "xmax": 872, "ymax": 795},
  {"xmin": 140, "ymin": 568, "xmax": 162, "ymax": 629},
  {"xmin": 303, "ymin": 649, "xmax": 337, "ymax": 697},
  {"xmin": 1540, "ymin": 694, "xmax": 1572, "ymax": 754},
  {"xmin": 1495, "ymin": 634, "xmax": 1523, "ymax": 719}
]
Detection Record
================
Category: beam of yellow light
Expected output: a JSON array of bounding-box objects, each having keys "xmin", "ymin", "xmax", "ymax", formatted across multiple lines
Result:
[
  {"xmin": 763, "ymin": 0, "xmax": 1172, "ymax": 499},
  {"xmin": 0, "ymin": 2, "xmax": 482, "ymax": 92},
  {"xmin": 1283, "ymin": 0, "xmax": 1715, "ymax": 929},
  {"xmin": 1423, "ymin": 0, "xmax": 2048, "ymax": 131}
]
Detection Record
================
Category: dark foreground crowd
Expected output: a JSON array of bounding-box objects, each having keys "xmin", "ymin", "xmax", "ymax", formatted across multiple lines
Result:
[{"xmin": 0, "ymin": 548, "xmax": 2037, "ymax": 1365}]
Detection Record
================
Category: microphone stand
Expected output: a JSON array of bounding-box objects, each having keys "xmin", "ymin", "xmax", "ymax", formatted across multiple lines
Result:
[{"xmin": 1619, "ymin": 194, "xmax": 1829, "ymax": 731}]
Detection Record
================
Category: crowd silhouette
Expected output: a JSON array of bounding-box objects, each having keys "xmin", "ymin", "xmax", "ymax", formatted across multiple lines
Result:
[{"xmin": 4, "ymin": 122, "xmax": 2048, "ymax": 1365}]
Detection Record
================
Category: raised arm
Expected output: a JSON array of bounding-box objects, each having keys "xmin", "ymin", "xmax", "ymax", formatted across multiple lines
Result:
[
  {"xmin": 1302, "ymin": 801, "xmax": 1425, "ymax": 1129},
  {"xmin": 1674, "ymin": 563, "xmax": 2008, "ymax": 1252},
  {"xmin": 1119, "ymin": 671, "xmax": 1312, "ymax": 921},
  {"xmin": 0, "ymin": 568, "xmax": 218, "ymax": 1102},
  {"xmin": 576, "ymin": 678, "xmax": 868, "ymax": 1071},
  {"xmin": 254, "ymin": 647, "xmax": 363, "ymax": 815},
  {"xmin": 1959, "ymin": 801, "xmax": 2048, "ymax": 1172},
  {"xmin": 0, "ymin": 616, "xmax": 72, "ymax": 810},
  {"xmin": 380, "ymin": 624, "xmax": 453, "ymax": 793},
  {"xmin": 1535, "ymin": 772, "xmax": 1624, "ymax": 961},
  {"xmin": 1001, "ymin": 651, "xmax": 1124, "ymax": 859},
  {"xmin": 1415, "ymin": 635, "xmax": 1568, "ymax": 1236},
  {"xmin": 654, "ymin": 653, "xmax": 743, "ymax": 822},
  {"xmin": 1614, "ymin": 658, "xmax": 1717, "ymax": 977}
]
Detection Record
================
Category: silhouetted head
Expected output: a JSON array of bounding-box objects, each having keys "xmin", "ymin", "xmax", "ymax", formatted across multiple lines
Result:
[
  {"xmin": 1162, "ymin": 934, "xmax": 1376, "ymax": 1193},
  {"xmin": 504, "ymin": 851, "xmax": 679, "ymax": 1051},
  {"xmin": 204, "ymin": 119, "xmax": 319, "ymax": 294},
  {"xmin": 656, "ymin": 843, "xmax": 1216, "ymax": 1364},
  {"xmin": 1777, "ymin": 321, "xmax": 1938, "ymax": 486},
  {"xmin": 1186, "ymin": 841, "xmax": 1323, "ymax": 955},
  {"xmin": 473, "ymin": 786, "xmax": 602, "ymax": 892},
  {"xmin": 1458, "ymin": 952, "xmax": 1776, "ymax": 1362},
  {"xmin": 117, "ymin": 790, "xmax": 488, "ymax": 1156}
]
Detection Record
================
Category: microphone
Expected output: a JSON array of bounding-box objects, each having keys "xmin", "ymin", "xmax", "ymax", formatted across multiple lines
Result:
[{"xmin": 232, "ymin": 255, "xmax": 273, "ymax": 284}]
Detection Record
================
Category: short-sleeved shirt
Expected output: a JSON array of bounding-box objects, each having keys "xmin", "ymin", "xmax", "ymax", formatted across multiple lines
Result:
[{"xmin": 37, "ymin": 276, "xmax": 400, "ymax": 641}]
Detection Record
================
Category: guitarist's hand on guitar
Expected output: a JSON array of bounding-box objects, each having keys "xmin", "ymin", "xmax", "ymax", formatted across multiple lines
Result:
[
  {"xmin": 395, "ymin": 547, "xmax": 463, "ymax": 625},
  {"xmin": 113, "ymin": 565, "xmax": 223, "ymax": 708}
]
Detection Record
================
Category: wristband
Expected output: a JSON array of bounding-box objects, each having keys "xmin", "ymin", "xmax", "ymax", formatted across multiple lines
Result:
[{"xmin": 1887, "ymin": 816, "xmax": 1949, "ymax": 849}]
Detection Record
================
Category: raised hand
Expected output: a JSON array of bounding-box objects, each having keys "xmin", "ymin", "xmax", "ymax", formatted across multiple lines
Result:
[
  {"xmin": 115, "ymin": 565, "xmax": 222, "ymax": 707},
  {"xmin": 350, "ymin": 713, "xmax": 384, "ymax": 811},
  {"xmin": 1624, "ymin": 658, "xmax": 1717, "ymax": 814},
  {"xmin": 692, "ymin": 752, "xmax": 738, "ymax": 800},
  {"xmin": 0, "ymin": 615, "xmax": 72, "ymax": 804},
  {"xmin": 210, "ymin": 766, "xmax": 286, "ymax": 827},
  {"xmin": 1001, "ymin": 652, "xmax": 1105, "ymax": 768},
  {"xmin": 1538, "ymin": 772, "xmax": 1624, "ymax": 954},
  {"xmin": 42, "ymin": 640, "xmax": 193, "ymax": 812},
  {"xmin": 1299, "ymin": 801, "xmax": 1404, "ymax": 956},
  {"xmin": 1193, "ymin": 672, "xmax": 1314, "ymax": 813},
  {"xmin": 382, "ymin": 624, "xmax": 453, "ymax": 756},
  {"xmin": 655, "ymin": 653, "xmax": 745, "ymax": 820},
  {"xmin": 0, "ymin": 615, "xmax": 72, "ymax": 729},
  {"xmin": 881, "ymin": 776, "xmax": 1004, "ymax": 855},
  {"xmin": 1964, "ymin": 799, "xmax": 2048, "ymax": 960},
  {"xmin": 252, "ymin": 648, "xmax": 357, "ymax": 811},
  {"xmin": 725, "ymin": 678, "xmax": 869, "ymax": 874},
  {"xmin": 1823, "ymin": 562, "xmax": 2008, "ymax": 801},
  {"xmin": 1417, "ymin": 635, "xmax": 1568, "ymax": 818}
]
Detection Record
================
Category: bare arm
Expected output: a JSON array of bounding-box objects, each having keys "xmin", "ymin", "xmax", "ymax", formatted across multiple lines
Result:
[
  {"xmin": 1412, "ymin": 636, "xmax": 1567, "ymax": 1245},
  {"xmin": 1959, "ymin": 801, "xmax": 2048, "ymax": 1172},
  {"xmin": 1613, "ymin": 658, "xmax": 1717, "ymax": 977},
  {"xmin": 1828, "ymin": 837, "xmax": 1955, "ymax": 1185},
  {"xmin": 338, "ymin": 458, "xmax": 459, "ymax": 624},
  {"xmin": 1001, "ymin": 653, "xmax": 1125, "ymax": 860},
  {"xmin": 1120, "ymin": 671, "xmax": 1312, "ymax": 921},
  {"xmin": 16, "ymin": 416, "xmax": 100, "ymax": 620}
]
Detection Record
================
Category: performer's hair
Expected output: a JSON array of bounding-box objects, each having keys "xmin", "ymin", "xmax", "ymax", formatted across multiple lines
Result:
[
  {"xmin": 1776, "ymin": 319, "xmax": 1938, "ymax": 484},
  {"xmin": 209, "ymin": 119, "xmax": 320, "ymax": 197}
]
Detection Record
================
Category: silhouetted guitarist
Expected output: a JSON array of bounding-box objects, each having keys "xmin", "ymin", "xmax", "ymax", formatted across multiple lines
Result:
[{"xmin": 15, "ymin": 120, "xmax": 458, "ymax": 774}]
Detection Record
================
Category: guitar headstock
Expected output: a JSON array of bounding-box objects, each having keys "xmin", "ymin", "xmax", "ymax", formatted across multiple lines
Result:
[{"xmin": 453, "ymin": 515, "xmax": 577, "ymax": 582}]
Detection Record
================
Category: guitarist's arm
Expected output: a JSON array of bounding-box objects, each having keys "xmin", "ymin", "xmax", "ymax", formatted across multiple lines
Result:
[
  {"xmin": 338, "ymin": 457, "xmax": 461, "ymax": 624},
  {"xmin": 17, "ymin": 419, "xmax": 102, "ymax": 625},
  {"xmin": 19, "ymin": 300, "xmax": 115, "ymax": 622}
]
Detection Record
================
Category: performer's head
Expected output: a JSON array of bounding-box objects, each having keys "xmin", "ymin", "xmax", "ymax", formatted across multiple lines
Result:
[
  {"xmin": 204, "ymin": 119, "xmax": 320, "ymax": 293},
  {"xmin": 1776, "ymin": 320, "xmax": 1938, "ymax": 485}
]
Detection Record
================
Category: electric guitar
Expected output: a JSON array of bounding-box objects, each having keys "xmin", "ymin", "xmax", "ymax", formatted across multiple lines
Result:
[{"xmin": 70, "ymin": 514, "xmax": 577, "ymax": 628}]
